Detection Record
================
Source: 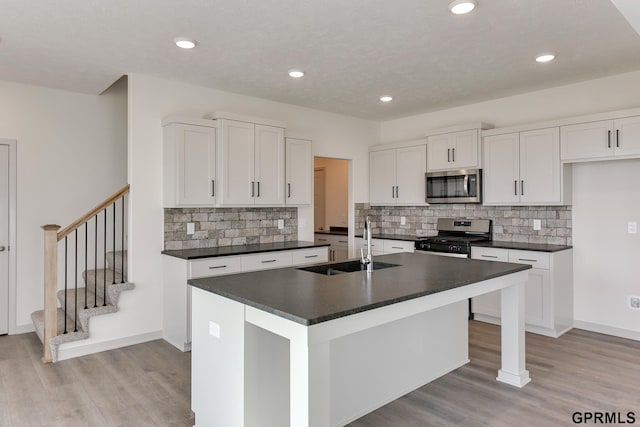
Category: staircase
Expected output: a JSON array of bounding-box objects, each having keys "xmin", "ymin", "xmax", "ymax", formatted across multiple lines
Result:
[
  {"xmin": 31, "ymin": 250, "xmax": 133, "ymax": 362},
  {"xmin": 36, "ymin": 184, "xmax": 131, "ymax": 362}
]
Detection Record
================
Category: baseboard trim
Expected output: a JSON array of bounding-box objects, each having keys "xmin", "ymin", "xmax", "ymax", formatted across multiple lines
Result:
[
  {"xmin": 56, "ymin": 330, "xmax": 163, "ymax": 361},
  {"xmin": 15, "ymin": 323, "xmax": 36, "ymax": 334},
  {"xmin": 573, "ymin": 320, "xmax": 640, "ymax": 341}
]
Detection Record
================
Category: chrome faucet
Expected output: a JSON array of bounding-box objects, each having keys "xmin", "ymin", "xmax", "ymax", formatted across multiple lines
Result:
[{"xmin": 361, "ymin": 216, "xmax": 373, "ymax": 273}]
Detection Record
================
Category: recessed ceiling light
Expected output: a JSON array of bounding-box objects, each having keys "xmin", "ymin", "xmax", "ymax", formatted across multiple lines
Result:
[
  {"xmin": 174, "ymin": 37, "xmax": 197, "ymax": 49},
  {"xmin": 288, "ymin": 69, "xmax": 305, "ymax": 78},
  {"xmin": 380, "ymin": 96, "xmax": 393, "ymax": 103},
  {"xmin": 449, "ymin": 0, "xmax": 476, "ymax": 14},
  {"xmin": 535, "ymin": 53, "xmax": 556, "ymax": 63}
]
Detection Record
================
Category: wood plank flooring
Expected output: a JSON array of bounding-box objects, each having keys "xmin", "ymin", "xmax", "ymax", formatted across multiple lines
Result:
[{"xmin": 0, "ymin": 321, "xmax": 638, "ymax": 426}]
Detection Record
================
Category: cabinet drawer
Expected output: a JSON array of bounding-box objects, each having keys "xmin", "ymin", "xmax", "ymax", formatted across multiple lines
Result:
[
  {"xmin": 291, "ymin": 247, "xmax": 328, "ymax": 265},
  {"xmin": 241, "ymin": 251, "xmax": 293, "ymax": 272},
  {"xmin": 382, "ymin": 240, "xmax": 415, "ymax": 253},
  {"xmin": 189, "ymin": 256, "xmax": 242, "ymax": 279},
  {"xmin": 508, "ymin": 250, "xmax": 550, "ymax": 270},
  {"xmin": 471, "ymin": 247, "xmax": 509, "ymax": 262}
]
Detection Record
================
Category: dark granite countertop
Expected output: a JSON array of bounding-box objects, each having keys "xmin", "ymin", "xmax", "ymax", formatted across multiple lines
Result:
[
  {"xmin": 162, "ymin": 241, "xmax": 329, "ymax": 260},
  {"xmin": 354, "ymin": 234, "xmax": 418, "ymax": 242},
  {"xmin": 472, "ymin": 241, "xmax": 572, "ymax": 252},
  {"xmin": 188, "ymin": 252, "xmax": 530, "ymax": 326}
]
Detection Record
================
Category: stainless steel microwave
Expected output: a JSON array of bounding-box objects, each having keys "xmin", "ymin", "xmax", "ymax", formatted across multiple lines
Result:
[{"xmin": 426, "ymin": 169, "xmax": 482, "ymax": 203}]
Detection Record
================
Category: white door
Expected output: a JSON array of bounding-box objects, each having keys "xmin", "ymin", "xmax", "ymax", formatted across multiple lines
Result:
[
  {"xmin": 285, "ymin": 138, "xmax": 312, "ymax": 205},
  {"xmin": 369, "ymin": 149, "xmax": 397, "ymax": 205},
  {"xmin": 426, "ymin": 134, "xmax": 452, "ymax": 171},
  {"xmin": 219, "ymin": 119, "xmax": 255, "ymax": 206},
  {"xmin": 519, "ymin": 127, "xmax": 560, "ymax": 204},
  {"xmin": 176, "ymin": 124, "xmax": 217, "ymax": 205},
  {"xmin": 560, "ymin": 120, "xmax": 614, "ymax": 161},
  {"xmin": 483, "ymin": 132, "xmax": 520, "ymax": 205},
  {"xmin": 451, "ymin": 129, "xmax": 480, "ymax": 169},
  {"xmin": 254, "ymin": 125, "xmax": 285, "ymax": 205},
  {"xmin": 0, "ymin": 144, "xmax": 9, "ymax": 335},
  {"xmin": 614, "ymin": 116, "xmax": 640, "ymax": 157},
  {"xmin": 395, "ymin": 145, "xmax": 426, "ymax": 205},
  {"xmin": 314, "ymin": 168, "xmax": 326, "ymax": 231}
]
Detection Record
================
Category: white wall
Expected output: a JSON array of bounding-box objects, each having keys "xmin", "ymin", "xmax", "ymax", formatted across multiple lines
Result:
[
  {"xmin": 314, "ymin": 157, "xmax": 349, "ymax": 230},
  {"xmin": 127, "ymin": 74, "xmax": 378, "ymax": 339},
  {"xmin": 0, "ymin": 78, "xmax": 128, "ymax": 330},
  {"xmin": 380, "ymin": 70, "xmax": 640, "ymax": 338}
]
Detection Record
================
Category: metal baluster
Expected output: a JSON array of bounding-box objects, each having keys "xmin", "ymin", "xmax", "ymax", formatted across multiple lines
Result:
[
  {"xmin": 103, "ymin": 208, "xmax": 107, "ymax": 306},
  {"xmin": 63, "ymin": 237, "xmax": 68, "ymax": 334},
  {"xmin": 74, "ymin": 229, "xmax": 78, "ymax": 332},
  {"xmin": 112, "ymin": 202, "xmax": 116, "ymax": 285},
  {"xmin": 94, "ymin": 214, "xmax": 98, "ymax": 308},
  {"xmin": 121, "ymin": 195, "xmax": 125, "ymax": 283},
  {"xmin": 84, "ymin": 223, "xmax": 88, "ymax": 309}
]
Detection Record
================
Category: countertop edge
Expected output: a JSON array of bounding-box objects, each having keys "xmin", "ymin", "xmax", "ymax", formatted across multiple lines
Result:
[{"xmin": 162, "ymin": 241, "xmax": 330, "ymax": 260}]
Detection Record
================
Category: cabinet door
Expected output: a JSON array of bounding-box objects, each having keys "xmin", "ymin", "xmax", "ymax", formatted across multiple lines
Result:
[
  {"xmin": 285, "ymin": 138, "xmax": 312, "ymax": 205},
  {"xmin": 560, "ymin": 120, "xmax": 614, "ymax": 161},
  {"xmin": 369, "ymin": 149, "xmax": 397, "ymax": 205},
  {"xmin": 483, "ymin": 133, "xmax": 520, "ymax": 205},
  {"xmin": 451, "ymin": 129, "xmax": 480, "ymax": 169},
  {"xmin": 519, "ymin": 127, "xmax": 561, "ymax": 204},
  {"xmin": 523, "ymin": 269, "xmax": 551, "ymax": 328},
  {"xmin": 254, "ymin": 125, "xmax": 285, "ymax": 205},
  {"xmin": 426, "ymin": 134, "xmax": 453, "ymax": 171},
  {"xmin": 395, "ymin": 145, "xmax": 426, "ymax": 205},
  {"xmin": 219, "ymin": 120, "xmax": 255, "ymax": 205},
  {"xmin": 174, "ymin": 124, "xmax": 217, "ymax": 206},
  {"xmin": 614, "ymin": 116, "xmax": 640, "ymax": 157}
]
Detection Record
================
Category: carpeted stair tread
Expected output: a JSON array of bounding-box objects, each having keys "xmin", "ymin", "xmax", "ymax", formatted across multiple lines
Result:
[
  {"xmin": 83, "ymin": 268, "xmax": 127, "ymax": 289},
  {"xmin": 106, "ymin": 250, "xmax": 127, "ymax": 274},
  {"xmin": 31, "ymin": 308, "xmax": 89, "ymax": 346}
]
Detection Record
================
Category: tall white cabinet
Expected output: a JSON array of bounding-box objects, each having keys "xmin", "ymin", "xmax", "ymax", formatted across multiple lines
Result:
[
  {"xmin": 483, "ymin": 127, "xmax": 571, "ymax": 205},
  {"xmin": 162, "ymin": 118, "xmax": 217, "ymax": 207},
  {"xmin": 285, "ymin": 138, "xmax": 312, "ymax": 205},
  {"xmin": 369, "ymin": 143, "xmax": 426, "ymax": 206},
  {"xmin": 217, "ymin": 118, "xmax": 285, "ymax": 206}
]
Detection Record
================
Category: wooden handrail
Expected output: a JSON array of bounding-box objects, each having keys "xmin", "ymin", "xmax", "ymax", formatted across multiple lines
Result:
[{"xmin": 57, "ymin": 184, "xmax": 130, "ymax": 241}]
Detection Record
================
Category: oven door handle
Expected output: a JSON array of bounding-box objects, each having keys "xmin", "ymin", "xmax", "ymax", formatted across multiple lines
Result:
[{"xmin": 463, "ymin": 175, "xmax": 469, "ymax": 196}]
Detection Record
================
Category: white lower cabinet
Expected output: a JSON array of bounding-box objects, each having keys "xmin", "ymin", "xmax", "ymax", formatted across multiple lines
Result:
[
  {"xmin": 471, "ymin": 246, "xmax": 573, "ymax": 337},
  {"xmin": 162, "ymin": 246, "xmax": 328, "ymax": 351},
  {"xmin": 314, "ymin": 234, "xmax": 349, "ymax": 262},
  {"xmin": 354, "ymin": 237, "xmax": 414, "ymax": 255}
]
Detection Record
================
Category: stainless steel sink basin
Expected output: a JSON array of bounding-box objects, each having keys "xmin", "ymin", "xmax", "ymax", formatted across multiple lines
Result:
[{"xmin": 298, "ymin": 260, "xmax": 400, "ymax": 276}]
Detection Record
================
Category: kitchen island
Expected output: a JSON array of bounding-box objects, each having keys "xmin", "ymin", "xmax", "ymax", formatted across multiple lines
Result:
[{"xmin": 188, "ymin": 252, "xmax": 532, "ymax": 427}]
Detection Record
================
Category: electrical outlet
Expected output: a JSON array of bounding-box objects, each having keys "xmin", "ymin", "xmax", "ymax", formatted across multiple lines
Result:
[
  {"xmin": 209, "ymin": 321, "xmax": 220, "ymax": 338},
  {"xmin": 400, "ymin": 216, "xmax": 406, "ymax": 225},
  {"xmin": 186, "ymin": 222, "xmax": 195, "ymax": 235},
  {"xmin": 629, "ymin": 296, "xmax": 640, "ymax": 310},
  {"xmin": 277, "ymin": 219, "xmax": 284, "ymax": 229},
  {"xmin": 628, "ymin": 221, "xmax": 637, "ymax": 234},
  {"xmin": 533, "ymin": 219, "xmax": 541, "ymax": 231}
]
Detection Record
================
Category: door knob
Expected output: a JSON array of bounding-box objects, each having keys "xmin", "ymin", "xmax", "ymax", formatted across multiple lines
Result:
[{"xmin": 0, "ymin": 246, "xmax": 5, "ymax": 251}]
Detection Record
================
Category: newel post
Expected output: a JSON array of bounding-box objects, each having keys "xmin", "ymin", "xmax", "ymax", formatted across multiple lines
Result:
[{"xmin": 42, "ymin": 224, "xmax": 61, "ymax": 363}]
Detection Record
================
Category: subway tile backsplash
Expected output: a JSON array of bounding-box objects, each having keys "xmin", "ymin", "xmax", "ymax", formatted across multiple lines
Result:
[
  {"xmin": 355, "ymin": 203, "xmax": 572, "ymax": 246},
  {"xmin": 164, "ymin": 207, "xmax": 297, "ymax": 250}
]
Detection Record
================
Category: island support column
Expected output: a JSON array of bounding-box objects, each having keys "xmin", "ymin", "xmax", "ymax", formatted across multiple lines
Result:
[
  {"xmin": 290, "ymin": 335, "xmax": 331, "ymax": 427},
  {"xmin": 497, "ymin": 281, "xmax": 531, "ymax": 387}
]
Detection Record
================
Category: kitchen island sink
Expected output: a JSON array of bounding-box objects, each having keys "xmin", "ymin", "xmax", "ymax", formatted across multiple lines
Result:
[{"xmin": 298, "ymin": 260, "xmax": 400, "ymax": 275}]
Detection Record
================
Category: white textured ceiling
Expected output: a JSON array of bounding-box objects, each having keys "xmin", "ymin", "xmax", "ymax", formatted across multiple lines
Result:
[{"xmin": 1, "ymin": 0, "xmax": 640, "ymax": 121}]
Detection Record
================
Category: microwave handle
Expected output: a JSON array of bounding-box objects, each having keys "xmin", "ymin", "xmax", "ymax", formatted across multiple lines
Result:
[{"xmin": 463, "ymin": 175, "xmax": 469, "ymax": 196}]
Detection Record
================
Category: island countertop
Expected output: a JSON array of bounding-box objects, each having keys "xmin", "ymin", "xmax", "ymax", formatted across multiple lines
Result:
[{"xmin": 188, "ymin": 252, "xmax": 530, "ymax": 326}]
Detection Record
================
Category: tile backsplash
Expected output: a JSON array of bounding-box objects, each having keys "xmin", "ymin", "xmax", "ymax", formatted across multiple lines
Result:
[
  {"xmin": 164, "ymin": 207, "xmax": 297, "ymax": 250},
  {"xmin": 355, "ymin": 203, "xmax": 572, "ymax": 246}
]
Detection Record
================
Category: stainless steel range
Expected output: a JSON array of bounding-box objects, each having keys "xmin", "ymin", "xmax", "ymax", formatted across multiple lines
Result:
[{"xmin": 414, "ymin": 218, "xmax": 492, "ymax": 258}]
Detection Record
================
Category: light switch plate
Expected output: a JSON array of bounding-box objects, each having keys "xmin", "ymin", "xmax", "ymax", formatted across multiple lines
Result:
[
  {"xmin": 187, "ymin": 222, "xmax": 195, "ymax": 235},
  {"xmin": 628, "ymin": 221, "xmax": 637, "ymax": 234},
  {"xmin": 209, "ymin": 321, "xmax": 220, "ymax": 338},
  {"xmin": 278, "ymin": 219, "xmax": 284, "ymax": 229},
  {"xmin": 400, "ymin": 216, "xmax": 406, "ymax": 225},
  {"xmin": 533, "ymin": 219, "xmax": 541, "ymax": 231}
]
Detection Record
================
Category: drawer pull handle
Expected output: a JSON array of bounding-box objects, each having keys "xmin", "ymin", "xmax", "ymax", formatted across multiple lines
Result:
[
  {"xmin": 209, "ymin": 265, "xmax": 227, "ymax": 269},
  {"xmin": 338, "ymin": 240, "xmax": 347, "ymax": 243},
  {"xmin": 482, "ymin": 255, "xmax": 498, "ymax": 259},
  {"xmin": 391, "ymin": 246, "xmax": 403, "ymax": 249},
  {"xmin": 261, "ymin": 259, "xmax": 277, "ymax": 263},
  {"xmin": 518, "ymin": 258, "xmax": 537, "ymax": 262},
  {"xmin": 305, "ymin": 255, "xmax": 318, "ymax": 258},
  {"xmin": 318, "ymin": 238, "xmax": 327, "ymax": 241}
]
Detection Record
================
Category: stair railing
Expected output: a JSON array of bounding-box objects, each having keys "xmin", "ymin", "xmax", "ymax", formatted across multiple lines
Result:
[{"xmin": 41, "ymin": 184, "xmax": 129, "ymax": 363}]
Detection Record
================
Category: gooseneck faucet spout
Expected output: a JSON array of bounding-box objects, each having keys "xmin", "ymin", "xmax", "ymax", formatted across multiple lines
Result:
[{"xmin": 361, "ymin": 216, "xmax": 373, "ymax": 273}]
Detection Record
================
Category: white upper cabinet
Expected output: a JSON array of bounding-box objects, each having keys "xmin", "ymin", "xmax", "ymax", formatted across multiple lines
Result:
[
  {"xmin": 285, "ymin": 138, "xmax": 312, "ymax": 205},
  {"xmin": 370, "ymin": 144, "xmax": 426, "ymax": 206},
  {"xmin": 560, "ymin": 115, "xmax": 640, "ymax": 162},
  {"xmin": 163, "ymin": 120, "xmax": 217, "ymax": 207},
  {"xmin": 427, "ymin": 129, "xmax": 480, "ymax": 171},
  {"xmin": 218, "ymin": 119, "xmax": 285, "ymax": 206},
  {"xmin": 484, "ymin": 127, "xmax": 567, "ymax": 205}
]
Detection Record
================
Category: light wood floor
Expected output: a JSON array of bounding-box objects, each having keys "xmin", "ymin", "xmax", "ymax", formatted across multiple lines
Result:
[{"xmin": 0, "ymin": 321, "xmax": 638, "ymax": 426}]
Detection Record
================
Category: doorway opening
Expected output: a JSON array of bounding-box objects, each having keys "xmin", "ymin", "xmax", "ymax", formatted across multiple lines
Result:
[{"xmin": 0, "ymin": 139, "xmax": 16, "ymax": 335}]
